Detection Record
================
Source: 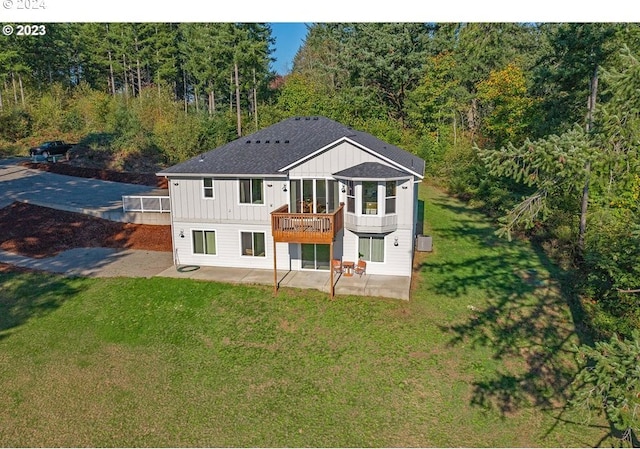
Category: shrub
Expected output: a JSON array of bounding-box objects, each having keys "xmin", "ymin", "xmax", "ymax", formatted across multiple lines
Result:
[
  {"xmin": 582, "ymin": 209, "xmax": 640, "ymax": 339},
  {"xmin": 0, "ymin": 108, "xmax": 32, "ymax": 141}
]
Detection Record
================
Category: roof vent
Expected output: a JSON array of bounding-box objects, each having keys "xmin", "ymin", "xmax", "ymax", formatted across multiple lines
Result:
[
  {"xmin": 265, "ymin": 140, "xmax": 270, "ymax": 143},
  {"xmin": 255, "ymin": 140, "xmax": 260, "ymax": 143},
  {"xmin": 284, "ymin": 140, "xmax": 290, "ymax": 144},
  {"xmin": 275, "ymin": 140, "xmax": 280, "ymax": 144},
  {"xmin": 246, "ymin": 140, "xmax": 251, "ymax": 143},
  {"xmin": 199, "ymin": 154, "xmax": 204, "ymax": 162},
  {"xmin": 313, "ymin": 117, "xmax": 319, "ymax": 120}
]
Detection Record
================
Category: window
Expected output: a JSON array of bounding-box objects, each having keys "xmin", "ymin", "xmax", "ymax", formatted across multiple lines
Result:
[
  {"xmin": 346, "ymin": 180, "xmax": 355, "ymax": 213},
  {"xmin": 203, "ymin": 178, "xmax": 214, "ymax": 198},
  {"xmin": 241, "ymin": 232, "xmax": 266, "ymax": 257},
  {"xmin": 385, "ymin": 181, "xmax": 396, "ymax": 214},
  {"xmin": 239, "ymin": 178, "xmax": 264, "ymax": 204},
  {"xmin": 362, "ymin": 181, "xmax": 378, "ymax": 215},
  {"xmin": 192, "ymin": 230, "xmax": 216, "ymax": 255},
  {"xmin": 358, "ymin": 235, "xmax": 385, "ymax": 262}
]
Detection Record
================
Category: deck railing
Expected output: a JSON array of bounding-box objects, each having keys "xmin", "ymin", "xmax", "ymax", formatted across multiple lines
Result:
[
  {"xmin": 271, "ymin": 204, "xmax": 344, "ymax": 244},
  {"xmin": 122, "ymin": 195, "xmax": 171, "ymax": 213}
]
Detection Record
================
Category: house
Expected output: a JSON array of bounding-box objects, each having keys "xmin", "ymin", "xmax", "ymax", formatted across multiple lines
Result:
[{"xmin": 157, "ymin": 116, "xmax": 425, "ymax": 296}]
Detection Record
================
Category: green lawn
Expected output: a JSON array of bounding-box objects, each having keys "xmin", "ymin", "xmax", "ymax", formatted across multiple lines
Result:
[{"xmin": 0, "ymin": 184, "xmax": 611, "ymax": 447}]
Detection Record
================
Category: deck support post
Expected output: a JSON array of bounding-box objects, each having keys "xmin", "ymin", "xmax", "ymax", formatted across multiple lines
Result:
[
  {"xmin": 330, "ymin": 240, "xmax": 334, "ymax": 299},
  {"xmin": 273, "ymin": 239, "xmax": 278, "ymax": 295}
]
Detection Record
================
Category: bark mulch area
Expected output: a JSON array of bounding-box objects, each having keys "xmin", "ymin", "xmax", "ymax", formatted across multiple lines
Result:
[
  {"xmin": 0, "ymin": 202, "xmax": 172, "ymax": 259},
  {"xmin": 0, "ymin": 263, "xmax": 41, "ymax": 273},
  {"xmin": 19, "ymin": 161, "xmax": 168, "ymax": 189}
]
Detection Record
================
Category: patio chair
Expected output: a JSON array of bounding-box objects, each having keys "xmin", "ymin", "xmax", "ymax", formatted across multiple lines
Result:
[
  {"xmin": 354, "ymin": 260, "xmax": 366, "ymax": 277},
  {"xmin": 332, "ymin": 259, "xmax": 343, "ymax": 275}
]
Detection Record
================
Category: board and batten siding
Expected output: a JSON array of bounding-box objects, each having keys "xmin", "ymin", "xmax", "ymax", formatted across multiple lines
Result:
[
  {"xmin": 288, "ymin": 141, "xmax": 390, "ymax": 178},
  {"xmin": 172, "ymin": 221, "xmax": 290, "ymax": 270},
  {"xmin": 169, "ymin": 176, "xmax": 289, "ymax": 223}
]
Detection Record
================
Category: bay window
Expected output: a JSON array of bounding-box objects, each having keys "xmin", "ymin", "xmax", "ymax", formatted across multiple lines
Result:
[
  {"xmin": 362, "ymin": 181, "xmax": 378, "ymax": 215},
  {"xmin": 385, "ymin": 181, "xmax": 396, "ymax": 214}
]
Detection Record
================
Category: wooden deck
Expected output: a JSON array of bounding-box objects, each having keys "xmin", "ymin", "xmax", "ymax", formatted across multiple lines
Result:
[{"xmin": 271, "ymin": 204, "xmax": 344, "ymax": 244}]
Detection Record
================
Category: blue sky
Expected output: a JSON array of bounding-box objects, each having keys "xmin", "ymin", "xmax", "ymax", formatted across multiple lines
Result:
[{"xmin": 269, "ymin": 23, "xmax": 309, "ymax": 76}]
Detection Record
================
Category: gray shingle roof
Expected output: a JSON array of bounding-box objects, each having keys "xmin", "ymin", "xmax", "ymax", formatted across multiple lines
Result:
[
  {"xmin": 158, "ymin": 116, "xmax": 425, "ymax": 178},
  {"xmin": 333, "ymin": 162, "xmax": 411, "ymax": 180}
]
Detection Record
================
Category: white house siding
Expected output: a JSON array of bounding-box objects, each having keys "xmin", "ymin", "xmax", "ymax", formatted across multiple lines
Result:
[
  {"xmin": 397, "ymin": 179, "xmax": 415, "ymax": 229},
  {"xmin": 169, "ymin": 176, "xmax": 289, "ymax": 223},
  {"xmin": 288, "ymin": 141, "xmax": 394, "ymax": 178},
  {"xmin": 341, "ymin": 228, "xmax": 414, "ymax": 276},
  {"xmin": 171, "ymin": 220, "xmax": 291, "ymax": 270}
]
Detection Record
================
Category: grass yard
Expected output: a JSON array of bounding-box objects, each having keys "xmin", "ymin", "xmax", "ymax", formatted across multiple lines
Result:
[{"xmin": 0, "ymin": 184, "xmax": 611, "ymax": 447}]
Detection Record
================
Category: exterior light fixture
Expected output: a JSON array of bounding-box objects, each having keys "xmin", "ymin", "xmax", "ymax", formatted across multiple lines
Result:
[{"xmin": 179, "ymin": 230, "xmax": 185, "ymax": 238}]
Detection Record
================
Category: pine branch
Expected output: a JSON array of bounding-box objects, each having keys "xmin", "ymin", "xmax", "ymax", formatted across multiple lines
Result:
[{"xmin": 498, "ymin": 188, "xmax": 548, "ymax": 240}]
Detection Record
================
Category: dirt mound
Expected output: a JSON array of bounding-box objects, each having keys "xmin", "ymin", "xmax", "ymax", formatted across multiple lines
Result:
[
  {"xmin": 0, "ymin": 202, "xmax": 172, "ymax": 259},
  {"xmin": 20, "ymin": 161, "xmax": 168, "ymax": 189}
]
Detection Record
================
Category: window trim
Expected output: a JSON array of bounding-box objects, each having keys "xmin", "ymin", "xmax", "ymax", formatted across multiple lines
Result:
[
  {"xmin": 385, "ymin": 180, "xmax": 397, "ymax": 215},
  {"xmin": 203, "ymin": 177, "xmax": 215, "ymax": 199},
  {"xmin": 358, "ymin": 235, "xmax": 385, "ymax": 263},
  {"xmin": 361, "ymin": 181, "xmax": 379, "ymax": 216},
  {"xmin": 239, "ymin": 178, "xmax": 265, "ymax": 205},
  {"xmin": 192, "ymin": 229, "xmax": 217, "ymax": 255},
  {"xmin": 346, "ymin": 180, "xmax": 355, "ymax": 213},
  {"xmin": 240, "ymin": 231, "xmax": 267, "ymax": 257}
]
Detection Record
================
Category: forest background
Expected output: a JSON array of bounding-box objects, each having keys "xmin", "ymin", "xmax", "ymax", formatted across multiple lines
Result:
[{"xmin": 0, "ymin": 22, "xmax": 638, "ymax": 357}]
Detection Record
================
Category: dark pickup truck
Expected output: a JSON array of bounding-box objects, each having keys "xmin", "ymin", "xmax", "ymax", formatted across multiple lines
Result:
[{"xmin": 30, "ymin": 140, "xmax": 73, "ymax": 158}]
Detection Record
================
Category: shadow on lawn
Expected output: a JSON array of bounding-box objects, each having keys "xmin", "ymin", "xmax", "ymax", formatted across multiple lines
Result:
[
  {"xmin": 0, "ymin": 271, "xmax": 83, "ymax": 340},
  {"xmin": 420, "ymin": 196, "xmax": 596, "ymax": 436}
]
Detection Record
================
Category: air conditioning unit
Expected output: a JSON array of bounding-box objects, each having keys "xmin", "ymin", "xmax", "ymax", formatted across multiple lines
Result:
[{"xmin": 416, "ymin": 235, "xmax": 433, "ymax": 252}]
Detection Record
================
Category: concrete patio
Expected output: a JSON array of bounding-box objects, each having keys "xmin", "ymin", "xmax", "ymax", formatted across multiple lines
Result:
[
  {"xmin": 156, "ymin": 265, "xmax": 411, "ymax": 300},
  {"xmin": 0, "ymin": 245, "xmax": 411, "ymax": 300}
]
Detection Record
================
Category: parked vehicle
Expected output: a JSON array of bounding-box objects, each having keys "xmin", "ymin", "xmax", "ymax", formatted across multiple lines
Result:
[{"xmin": 30, "ymin": 141, "xmax": 73, "ymax": 158}]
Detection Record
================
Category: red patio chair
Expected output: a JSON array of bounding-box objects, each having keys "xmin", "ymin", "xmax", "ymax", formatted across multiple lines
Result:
[
  {"xmin": 332, "ymin": 259, "xmax": 343, "ymax": 275},
  {"xmin": 354, "ymin": 260, "xmax": 367, "ymax": 277}
]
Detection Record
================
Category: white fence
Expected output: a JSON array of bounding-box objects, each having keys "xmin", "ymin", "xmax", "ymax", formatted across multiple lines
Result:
[{"xmin": 122, "ymin": 195, "xmax": 170, "ymax": 213}]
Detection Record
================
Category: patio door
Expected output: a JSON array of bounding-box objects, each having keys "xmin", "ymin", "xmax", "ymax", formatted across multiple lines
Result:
[
  {"xmin": 290, "ymin": 179, "xmax": 339, "ymax": 213},
  {"xmin": 301, "ymin": 244, "xmax": 330, "ymax": 270}
]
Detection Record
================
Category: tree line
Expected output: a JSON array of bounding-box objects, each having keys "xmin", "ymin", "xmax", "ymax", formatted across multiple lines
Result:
[{"xmin": 0, "ymin": 23, "xmax": 273, "ymax": 138}]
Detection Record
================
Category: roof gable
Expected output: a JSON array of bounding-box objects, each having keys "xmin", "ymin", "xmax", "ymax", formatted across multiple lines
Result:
[{"xmin": 158, "ymin": 116, "xmax": 425, "ymax": 178}]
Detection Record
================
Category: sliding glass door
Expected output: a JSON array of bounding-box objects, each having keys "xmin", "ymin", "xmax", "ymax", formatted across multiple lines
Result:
[
  {"xmin": 301, "ymin": 244, "xmax": 330, "ymax": 270},
  {"xmin": 290, "ymin": 179, "xmax": 339, "ymax": 213}
]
